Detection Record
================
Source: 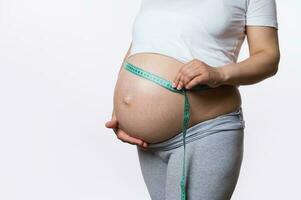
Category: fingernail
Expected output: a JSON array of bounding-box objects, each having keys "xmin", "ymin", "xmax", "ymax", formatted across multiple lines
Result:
[
  {"xmin": 172, "ymin": 82, "xmax": 176, "ymax": 88},
  {"xmin": 177, "ymin": 85, "xmax": 182, "ymax": 90}
]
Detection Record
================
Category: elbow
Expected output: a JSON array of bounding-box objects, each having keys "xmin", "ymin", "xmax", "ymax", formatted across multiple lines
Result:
[
  {"xmin": 272, "ymin": 55, "xmax": 280, "ymax": 76},
  {"xmin": 271, "ymin": 64, "xmax": 279, "ymax": 76},
  {"xmin": 268, "ymin": 50, "xmax": 281, "ymax": 77}
]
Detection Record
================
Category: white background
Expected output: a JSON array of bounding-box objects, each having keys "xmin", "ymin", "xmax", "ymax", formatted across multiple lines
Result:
[{"xmin": 0, "ymin": 0, "xmax": 300, "ymax": 199}]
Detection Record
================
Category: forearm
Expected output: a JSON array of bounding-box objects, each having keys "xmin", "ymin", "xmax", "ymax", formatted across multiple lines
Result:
[{"xmin": 218, "ymin": 50, "xmax": 280, "ymax": 86}]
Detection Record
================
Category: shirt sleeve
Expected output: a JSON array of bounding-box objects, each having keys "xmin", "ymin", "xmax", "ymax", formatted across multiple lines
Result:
[{"xmin": 245, "ymin": 0, "xmax": 279, "ymax": 30}]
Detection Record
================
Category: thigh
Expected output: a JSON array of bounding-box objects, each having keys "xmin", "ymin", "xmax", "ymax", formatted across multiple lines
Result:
[
  {"xmin": 136, "ymin": 146, "xmax": 168, "ymax": 200},
  {"xmin": 165, "ymin": 129, "xmax": 244, "ymax": 200}
]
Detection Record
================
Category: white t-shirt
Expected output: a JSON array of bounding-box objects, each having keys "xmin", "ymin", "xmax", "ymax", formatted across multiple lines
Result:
[{"xmin": 128, "ymin": 0, "xmax": 278, "ymax": 67}]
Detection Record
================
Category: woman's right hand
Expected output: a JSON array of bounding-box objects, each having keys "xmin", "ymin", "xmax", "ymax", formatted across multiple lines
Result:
[{"xmin": 105, "ymin": 114, "xmax": 149, "ymax": 150}]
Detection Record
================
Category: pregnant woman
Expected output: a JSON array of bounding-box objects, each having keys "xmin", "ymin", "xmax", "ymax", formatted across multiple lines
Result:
[{"xmin": 105, "ymin": 0, "xmax": 280, "ymax": 199}]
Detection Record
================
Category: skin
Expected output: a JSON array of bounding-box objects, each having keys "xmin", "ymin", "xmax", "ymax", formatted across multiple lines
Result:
[{"xmin": 105, "ymin": 26, "xmax": 280, "ymax": 150}]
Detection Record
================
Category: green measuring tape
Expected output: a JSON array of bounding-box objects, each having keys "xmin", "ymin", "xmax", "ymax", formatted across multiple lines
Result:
[{"xmin": 124, "ymin": 61, "xmax": 212, "ymax": 200}]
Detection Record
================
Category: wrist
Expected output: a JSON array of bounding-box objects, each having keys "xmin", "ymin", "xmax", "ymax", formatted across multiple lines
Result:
[{"xmin": 217, "ymin": 66, "xmax": 229, "ymax": 85}]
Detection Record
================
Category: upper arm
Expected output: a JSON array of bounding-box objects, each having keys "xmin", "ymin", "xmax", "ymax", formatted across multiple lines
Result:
[
  {"xmin": 245, "ymin": 0, "xmax": 280, "ymax": 60},
  {"xmin": 246, "ymin": 26, "xmax": 280, "ymax": 60}
]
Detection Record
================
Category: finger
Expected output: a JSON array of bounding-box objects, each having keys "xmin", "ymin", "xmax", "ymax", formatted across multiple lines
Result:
[
  {"xmin": 173, "ymin": 62, "xmax": 200, "ymax": 89},
  {"xmin": 138, "ymin": 145, "xmax": 149, "ymax": 151},
  {"xmin": 138, "ymin": 146, "xmax": 147, "ymax": 151},
  {"xmin": 172, "ymin": 70, "xmax": 182, "ymax": 88},
  {"xmin": 116, "ymin": 129, "xmax": 144, "ymax": 146},
  {"xmin": 172, "ymin": 61, "xmax": 193, "ymax": 88},
  {"xmin": 179, "ymin": 67, "xmax": 201, "ymax": 89},
  {"xmin": 173, "ymin": 64, "xmax": 190, "ymax": 88},
  {"xmin": 176, "ymin": 79, "xmax": 184, "ymax": 90},
  {"xmin": 185, "ymin": 75, "xmax": 205, "ymax": 90},
  {"xmin": 137, "ymin": 142, "xmax": 149, "ymax": 151},
  {"xmin": 142, "ymin": 141, "xmax": 149, "ymax": 148}
]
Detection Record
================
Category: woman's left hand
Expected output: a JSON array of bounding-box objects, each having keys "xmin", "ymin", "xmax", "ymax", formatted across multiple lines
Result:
[{"xmin": 172, "ymin": 59, "xmax": 226, "ymax": 90}]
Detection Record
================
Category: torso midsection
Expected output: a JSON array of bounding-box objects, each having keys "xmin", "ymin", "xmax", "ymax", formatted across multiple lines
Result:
[{"xmin": 113, "ymin": 53, "xmax": 241, "ymax": 144}]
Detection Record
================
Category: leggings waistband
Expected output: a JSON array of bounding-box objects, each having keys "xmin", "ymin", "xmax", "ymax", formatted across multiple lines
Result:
[{"xmin": 147, "ymin": 106, "xmax": 245, "ymax": 151}]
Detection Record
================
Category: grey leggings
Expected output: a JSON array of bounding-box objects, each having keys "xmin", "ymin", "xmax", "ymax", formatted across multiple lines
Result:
[{"xmin": 136, "ymin": 107, "xmax": 245, "ymax": 200}]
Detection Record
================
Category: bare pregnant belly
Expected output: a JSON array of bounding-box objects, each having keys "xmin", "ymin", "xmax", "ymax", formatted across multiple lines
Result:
[{"xmin": 113, "ymin": 53, "xmax": 242, "ymax": 144}]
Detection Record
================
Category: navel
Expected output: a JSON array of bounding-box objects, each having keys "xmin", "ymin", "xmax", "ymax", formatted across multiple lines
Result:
[{"xmin": 123, "ymin": 95, "xmax": 133, "ymax": 105}]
